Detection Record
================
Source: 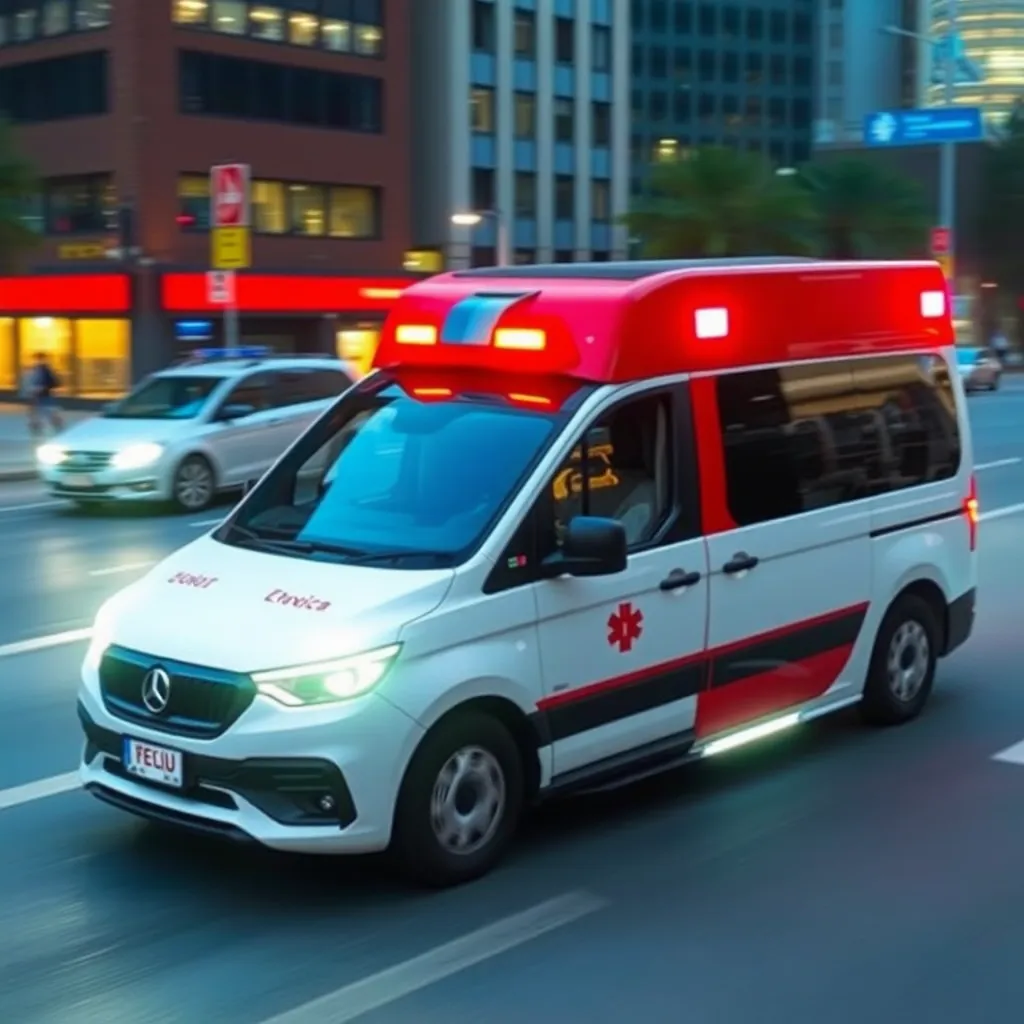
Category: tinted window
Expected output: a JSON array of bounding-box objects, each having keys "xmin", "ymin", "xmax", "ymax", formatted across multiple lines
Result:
[
  {"xmin": 716, "ymin": 355, "xmax": 961, "ymax": 527},
  {"xmin": 223, "ymin": 372, "xmax": 274, "ymax": 413},
  {"xmin": 104, "ymin": 375, "xmax": 221, "ymax": 421},
  {"xmin": 0, "ymin": 51, "xmax": 107, "ymax": 123},
  {"xmin": 276, "ymin": 368, "xmax": 350, "ymax": 407}
]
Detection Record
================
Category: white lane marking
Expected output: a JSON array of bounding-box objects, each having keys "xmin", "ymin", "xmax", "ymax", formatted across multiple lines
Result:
[
  {"xmin": 0, "ymin": 627, "xmax": 91, "ymax": 659},
  {"xmin": 980, "ymin": 502, "xmax": 1024, "ymax": 522},
  {"xmin": 189, "ymin": 517, "xmax": 223, "ymax": 528},
  {"xmin": 976, "ymin": 458, "xmax": 1022, "ymax": 471},
  {"xmin": 256, "ymin": 890, "xmax": 608, "ymax": 1024},
  {"xmin": 0, "ymin": 500, "xmax": 62, "ymax": 514},
  {"xmin": 88, "ymin": 561, "xmax": 154, "ymax": 577},
  {"xmin": 992, "ymin": 739, "xmax": 1024, "ymax": 765},
  {"xmin": 0, "ymin": 771, "xmax": 80, "ymax": 811}
]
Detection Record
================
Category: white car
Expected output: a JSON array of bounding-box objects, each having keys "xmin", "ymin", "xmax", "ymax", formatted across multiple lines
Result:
[{"xmin": 37, "ymin": 350, "xmax": 355, "ymax": 512}]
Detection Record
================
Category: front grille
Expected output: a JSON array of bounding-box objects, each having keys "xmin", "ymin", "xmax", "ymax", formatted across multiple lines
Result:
[
  {"xmin": 99, "ymin": 645, "xmax": 256, "ymax": 738},
  {"xmin": 59, "ymin": 451, "xmax": 113, "ymax": 472}
]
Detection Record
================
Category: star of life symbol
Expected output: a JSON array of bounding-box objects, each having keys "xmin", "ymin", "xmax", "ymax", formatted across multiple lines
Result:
[
  {"xmin": 869, "ymin": 113, "xmax": 898, "ymax": 144},
  {"xmin": 607, "ymin": 601, "xmax": 643, "ymax": 654}
]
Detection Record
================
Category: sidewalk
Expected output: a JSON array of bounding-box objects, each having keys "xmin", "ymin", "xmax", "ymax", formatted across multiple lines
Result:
[{"xmin": 0, "ymin": 404, "xmax": 91, "ymax": 482}]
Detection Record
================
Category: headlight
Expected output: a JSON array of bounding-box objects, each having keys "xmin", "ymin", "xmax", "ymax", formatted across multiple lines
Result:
[
  {"xmin": 36, "ymin": 443, "xmax": 67, "ymax": 466},
  {"xmin": 251, "ymin": 644, "xmax": 401, "ymax": 706},
  {"xmin": 111, "ymin": 443, "xmax": 164, "ymax": 470}
]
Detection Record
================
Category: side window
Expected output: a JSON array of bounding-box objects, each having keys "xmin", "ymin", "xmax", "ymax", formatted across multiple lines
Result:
[
  {"xmin": 716, "ymin": 355, "xmax": 963, "ymax": 528},
  {"xmin": 276, "ymin": 368, "xmax": 351, "ymax": 408},
  {"xmin": 543, "ymin": 392, "xmax": 673, "ymax": 553},
  {"xmin": 306, "ymin": 368, "xmax": 352, "ymax": 400},
  {"xmin": 222, "ymin": 371, "xmax": 274, "ymax": 414}
]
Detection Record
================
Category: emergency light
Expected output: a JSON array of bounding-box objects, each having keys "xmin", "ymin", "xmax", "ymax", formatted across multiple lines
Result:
[
  {"xmin": 695, "ymin": 307, "xmax": 728, "ymax": 339},
  {"xmin": 920, "ymin": 291, "xmax": 945, "ymax": 318},
  {"xmin": 191, "ymin": 346, "xmax": 271, "ymax": 360}
]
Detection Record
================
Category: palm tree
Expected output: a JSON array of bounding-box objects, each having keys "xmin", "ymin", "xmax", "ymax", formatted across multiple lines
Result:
[
  {"xmin": 0, "ymin": 117, "xmax": 38, "ymax": 273},
  {"xmin": 624, "ymin": 146, "xmax": 818, "ymax": 259},
  {"xmin": 797, "ymin": 158, "xmax": 930, "ymax": 259}
]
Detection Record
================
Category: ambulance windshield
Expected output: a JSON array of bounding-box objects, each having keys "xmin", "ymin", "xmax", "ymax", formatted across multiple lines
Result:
[{"xmin": 216, "ymin": 374, "xmax": 583, "ymax": 568}]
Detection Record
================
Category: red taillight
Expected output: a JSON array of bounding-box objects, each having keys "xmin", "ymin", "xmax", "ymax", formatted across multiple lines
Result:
[{"xmin": 965, "ymin": 473, "xmax": 979, "ymax": 550}]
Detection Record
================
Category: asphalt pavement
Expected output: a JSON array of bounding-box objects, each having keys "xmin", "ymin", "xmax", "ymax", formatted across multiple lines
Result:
[{"xmin": 2, "ymin": 383, "xmax": 1024, "ymax": 1023}]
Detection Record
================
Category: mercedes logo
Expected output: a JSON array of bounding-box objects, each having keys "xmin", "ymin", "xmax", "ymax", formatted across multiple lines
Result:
[{"xmin": 141, "ymin": 667, "xmax": 172, "ymax": 714}]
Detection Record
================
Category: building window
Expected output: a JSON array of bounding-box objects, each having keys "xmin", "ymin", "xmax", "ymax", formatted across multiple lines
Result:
[
  {"xmin": 289, "ymin": 9, "xmax": 319, "ymax": 46},
  {"xmin": 177, "ymin": 174, "xmax": 210, "ymax": 229},
  {"xmin": 514, "ymin": 172, "xmax": 536, "ymax": 218},
  {"xmin": 76, "ymin": 319, "xmax": 130, "ymax": 397},
  {"xmin": 289, "ymin": 183, "xmax": 326, "ymax": 235},
  {"xmin": 178, "ymin": 51, "xmax": 382, "ymax": 132},
  {"xmin": 0, "ymin": 320, "xmax": 14, "ymax": 390},
  {"xmin": 592, "ymin": 25, "xmax": 610, "ymax": 72},
  {"xmin": 329, "ymin": 185, "xmax": 377, "ymax": 237},
  {"xmin": 354, "ymin": 22, "xmax": 381, "ymax": 55},
  {"xmin": 555, "ymin": 175, "xmax": 574, "ymax": 220},
  {"xmin": 472, "ymin": 0, "xmax": 495, "ymax": 51},
  {"xmin": 13, "ymin": 3, "xmax": 37, "ymax": 40},
  {"xmin": 514, "ymin": 92, "xmax": 535, "ymax": 138},
  {"xmin": 75, "ymin": 0, "xmax": 111, "ymax": 29},
  {"xmin": 45, "ymin": 175, "xmax": 115, "ymax": 233},
  {"xmin": 42, "ymin": 0, "xmax": 72, "ymax": 35},
  {"xmin": 174, "ymin": 0, "xmax": 209, "ymax": 25},
  {"xmin": 250, "ymin": 4, "xmax": 284, "ymax": 40},
  {"xmin": 555, "ymin": 16, "xmax": 573, "ymax": 63},
  {"xmin": 13, "ymin": 317, "xmax": 129, "ymax": 399},
  {"xmin": 470, "ymin": 86, "xmax": 495, "ymax": 132},
  {"xmin": 514, "ymin": 9, "xmax": 535, "ymax": 58},
  {"xmin": 20, "ymin": 319, "xmax": 73, "ymax": 391},
  {"xmin": 209, "ymin": 0, "xmax": 245, "ymax": 33},
  {"xmin": 745, "ymin": 8, "xmax": 762, "ymax": 40},
  {"xmin": 554, "ymin": 97, "xmax": 574, "ymax": 142},
  {"xmin": 592, "ymin": 102, "xmax": 611, "ymax": 146},
  {"xmin": 514, "ymin": 249, "xmax": 535, "ymax": 265},
  {"xmin": 592, "ymin": 180, "xmax": 610, "ymax": 222},
  {"xmin": 253, "ymin": 179, "xmax": 287, "ymax": 233},
  {"xmin": 472, "ymin": 167, "xmax": 494, "ymax": 210},
  {"xmin": 554, "ymin": 249, "xmax": 573, "ymax": 263}
]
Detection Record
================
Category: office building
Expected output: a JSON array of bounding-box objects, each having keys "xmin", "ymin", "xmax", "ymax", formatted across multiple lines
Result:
[
  {"xmin": 926, "ymin": 0, "xmax": 1024, "ymax": 129},
  {"xmin": 0, "ymin": 0, "xmax": 417, "ymax": 402},
  {"xmin": 814, "ymin": 0, "xmax": 921, "ymax": 146},
  {"xmin": 631, "ymin": 0, "xmax": 815, "ymax": 194},
  {"xmin": 410, "ymin": 0, "xmax": 630, "ymax": 267}
]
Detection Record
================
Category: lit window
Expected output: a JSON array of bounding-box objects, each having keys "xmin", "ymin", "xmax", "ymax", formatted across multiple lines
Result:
[
  {"xmin": 19, "ymin": 319, "xmax": 72, "ymax": 393},
  {"xmin": 514, "ymin": 93, "xmax": 535, "ymax": 137},
  {"xmin": 322, "ymin": 18, "xmax": 351, "ymax": 51},
  {"xmin": 289, "ymin": 184, "xmax": 326, "ymax": 236},
  {"xmin": 252, "ymin": 180, "xmax": 287, "ymax": 234},
  {"xmin": 470, "ymin": 87, "xmax": 494, "ymax": 132},
  {"xmin": 328, "ymin": 187, "xmax": 376, "ymax": 238},
  {"xmin": 76, "ymin": 319, "xmax": 130, "ymax": 398},
  {"xmin": 210, "ymin": 0, "xmax": 244, "ymax": 35},
  {"xmin": 13, "ymin": 4, "xmax": 37, "ymax": 40},
  {"xmin": 172, "ymin": 0, "xmax": 208, "ymax": 25},
  {"xmin": 354, "ymin": 23, "xmax": 382, "ymax": 55},
  {"xmin": 46, "ymin": 175, "xmax": 116, "ymax": 234},
  {"xmin": 75, "ymin": 0, "xmax": 111, "ymax": 29},
  {"xmin": 250, "ymin": 4, "xmax": 283, "ymax": 40},
  {"xmin": 0, "ymin": 319, "xmax": 15, "ymax": 391},
  {"xmin": 177, "ymin": 174, "xmax": 210, "ymax": 228},
  {"xmin": 42, "ymin": 0, "xmax": 71, "ymax": 35},
  {"xmin": 289, "ymin": 11, "xmax": 318, "ymax": 46}
]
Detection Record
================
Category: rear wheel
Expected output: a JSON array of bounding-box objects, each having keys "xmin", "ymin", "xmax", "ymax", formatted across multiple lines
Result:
[
  {"xmin": 390, "ymin": 712, "xmax": 524, "ymax": 887},
  {"xmin": 172, "ymin": 455, "xmax": 215, "ymax": 513},
  {"xmin": 861, "ymin": 593, "xmax": 940, "ymax": 726}
]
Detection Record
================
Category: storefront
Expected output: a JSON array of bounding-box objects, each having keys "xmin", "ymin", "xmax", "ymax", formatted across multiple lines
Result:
[
  {"xmin": 0, "ymin": 273, "xmax": 132, "ymax": 400},
  {"xmin": 0, "ymin": 270, "xmax": 422, "ymax": 403}
]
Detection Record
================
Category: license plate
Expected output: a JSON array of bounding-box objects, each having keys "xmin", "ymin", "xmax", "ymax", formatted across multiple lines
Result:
[
  {"xmin": 61, "ymin": 473, "xmax": 93, "ymax": 488},
  {"xmin": 122, "ymin": 737, "xmax": 183, "ymax": 788}
]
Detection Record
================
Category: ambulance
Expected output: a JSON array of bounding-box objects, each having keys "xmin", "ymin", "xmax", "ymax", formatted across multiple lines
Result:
[{"xmin": 77, "ymin": 258, "xmax": 977, "ymax": 887}]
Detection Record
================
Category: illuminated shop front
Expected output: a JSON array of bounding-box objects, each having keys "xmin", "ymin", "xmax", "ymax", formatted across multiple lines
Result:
[{"xmin": 0, "ymin": 274, "xmax": 132, "ymax": 399}]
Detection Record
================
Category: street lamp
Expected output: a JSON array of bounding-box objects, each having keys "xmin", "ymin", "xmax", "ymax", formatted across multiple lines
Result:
[
  {"xmin": 450, "ymin": 209, "xmax": 510, "ymax": 267},
  {"xmin": 884, "ymin": 0, "xmax": 959, "ymax": 276}
]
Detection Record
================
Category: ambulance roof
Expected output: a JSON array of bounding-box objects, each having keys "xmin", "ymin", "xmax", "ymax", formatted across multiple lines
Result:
[{"xmin": 373, "ymin": 257, "xmax": 953, "ymax": 384}]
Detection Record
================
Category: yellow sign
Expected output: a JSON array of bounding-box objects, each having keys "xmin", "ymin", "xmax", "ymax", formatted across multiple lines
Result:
[
  {"xmin": 211, "ymin": 226, "xmax": 251, "ymax": 269},
  {"xmin": 935, "ymin": 253, "xmax": 954, "ymax": 282},
  {"xmin": 58, "ymin": 242, "xmax": 107, "ymax": 260},
  {"xmin": 403, "ymin": 249, "xmax": 444, "ymax": 273}
]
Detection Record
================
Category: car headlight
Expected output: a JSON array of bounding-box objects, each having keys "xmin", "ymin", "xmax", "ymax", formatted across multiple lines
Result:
[
  {"xmin": 251, "ymin": 644, "xmax": 401, "ymax": 706},
  {"xmin": 36, "ymin": 443, "xmax": 67, "ymax": 466},
  {"xmin": 111, "ymin": 443, "xmax": 164, "ymax": 470}
]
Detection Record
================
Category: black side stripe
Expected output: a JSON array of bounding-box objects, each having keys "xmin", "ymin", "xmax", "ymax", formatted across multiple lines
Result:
[
  {"xmin": 709, "ymin": 606, "xmax": 866, "ymax": 688},
  {"xmin": 869, "ymin": 507, "xmax": 962, "ymax": 539}
]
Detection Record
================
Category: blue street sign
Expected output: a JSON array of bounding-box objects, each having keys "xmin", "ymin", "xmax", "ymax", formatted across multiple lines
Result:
[{"xmin": 863, "ymin": 107, "xmax": 984, "ymax": 147}]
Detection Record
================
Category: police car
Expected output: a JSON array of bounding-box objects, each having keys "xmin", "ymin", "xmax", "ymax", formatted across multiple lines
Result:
[
  {"xmin": 77, "ymin": 258, "xmax": 977, "ymax": 886},
  {"xmin": 36, "ymin": 348, "xmax": 355, "ymax": 512}
]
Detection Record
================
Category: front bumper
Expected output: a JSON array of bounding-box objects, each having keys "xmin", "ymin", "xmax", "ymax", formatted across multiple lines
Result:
[
  {"xmin": 77, "ymin": 680, "xmax": 423, "ymax": 853},
  {"xmin": 40, "ymin": 462, "xmax": 171, "ymax": 502}
]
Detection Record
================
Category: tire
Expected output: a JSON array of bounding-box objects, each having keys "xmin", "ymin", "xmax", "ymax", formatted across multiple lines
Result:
[
  {"xmin": 860, "ymin": 593, "xmax": 940, "ymax": 726},
  {"xmin": 390, "ymin": 712, "xmax": 524, "ymax": 887},
  {"xmin": 172, "ymin": 454, "xmax": 215, "ymax": 513}
]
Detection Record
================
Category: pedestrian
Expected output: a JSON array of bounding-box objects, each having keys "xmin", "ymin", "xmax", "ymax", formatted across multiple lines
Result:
[
  {"xmin": 991, "ymin": 329, "xmax": 1010, "ymax": 367},
  {"xmin": 23, "ymin": 352, "xmax": 64, "ymax": 438}
]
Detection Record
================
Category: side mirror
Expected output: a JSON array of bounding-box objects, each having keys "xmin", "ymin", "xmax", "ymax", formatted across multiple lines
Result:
[
  {"xmin": 217, "ymin": 402, "xmax": 256, "ymax": 422},
  {"xmin": 541, "ymin": 516, "xmax": 628, "ymax": 579}
]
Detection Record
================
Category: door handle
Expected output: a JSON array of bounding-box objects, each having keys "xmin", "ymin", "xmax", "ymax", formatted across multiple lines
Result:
[
  {"xmin": 723, "ymin": 552, "xmax": 759, "ymax": 574},
  {"xmin": 659, "ymin": 569, "xmax": 701, "ymax": 591}
]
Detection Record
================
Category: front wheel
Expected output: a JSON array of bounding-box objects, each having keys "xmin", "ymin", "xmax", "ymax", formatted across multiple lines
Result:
[
  {"xmin": 391, "ymin": 712, "xmax": 524, "ymax": 887},
  {"xmin": 861, "ymin": 593, "xmax": 940, "ymax": 726},
  {"xmin": 172, "ymin": 455, "xmax": 215, "ymax": 513}
]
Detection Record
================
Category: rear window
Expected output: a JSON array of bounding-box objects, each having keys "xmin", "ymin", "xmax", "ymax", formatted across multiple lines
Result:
[{"xmin": 715, "ymin": 354, "xmax": 961, "ymax": 527}]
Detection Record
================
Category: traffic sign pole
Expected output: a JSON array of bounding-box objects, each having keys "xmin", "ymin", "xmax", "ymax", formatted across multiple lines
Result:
[
  {"xmin": 939, "ymin": 0, "xmax": 957, "ymax": 285},
  {"xmin": 209, "ymin": 163, "xmax": 251, "ymax": 349}
]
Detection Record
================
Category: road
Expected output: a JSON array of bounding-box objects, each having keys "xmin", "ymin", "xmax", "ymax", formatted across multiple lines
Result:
[{"xmin": 2, "ymin": 383, "xmax": 1024, "ymax": 1023}]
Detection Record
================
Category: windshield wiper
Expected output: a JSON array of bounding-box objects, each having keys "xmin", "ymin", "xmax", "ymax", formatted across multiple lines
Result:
[
  {"xmin": 224, "ymin": 523, "xmax": 364, "ymax": 559},
  {"xmin": 344, "ymin": 549, "xmax": 453, "ymax": 566}
]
